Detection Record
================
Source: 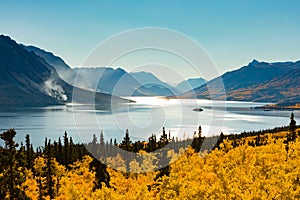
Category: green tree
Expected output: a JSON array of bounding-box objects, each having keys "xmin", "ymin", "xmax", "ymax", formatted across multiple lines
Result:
[
  {"xmin": 120, "ymin": 129, "xmax": 132, "ymax": 151},
  {"xmin": 69, "ymin": 137, "xmax": 75, "ymax": 164},
  {"xmin": 99, "ymin": 131, "xmax": 106, "ymax": 157},
  {"xmin": 198, "ymin": 126, "xmax": 202, "ymax": 138},
  {"xmin": 100, "ymin": 131, "xmax": 105, "ymax": 147},
  {"xmin": 91, "ymin": 134, "xmax": 98, "ymax": 156},
  {"xmin": 0, "ymin": 129, "xmax": 28, "ymax": 199},
  {"xmin": 45, "ymin": 140, "xmax": 55, "ymax": 199},
  {"xmin": 214, "ymin": 132, "xmax": 225, "ymax": 150},
  {"xmin": 159, "ymin": 127, "xmax": 168, "ymax": 148},
  {"xmin": 25, "ymin": 134, "xmax": 33, "ymax": 170},
  {"xmin": 148, "ymin": 134, "xmax": 157, "ymax": 152},
  {"xmin": 191, "ymin": 126, "xmax": 204, "ymax": 152},
  {"xmin": 63, "ymin": 131, "xmax": 69, "ymax": 166},
  {"xmin": 289, "ymin": 112, "xmax": 297, "ymax": 141},
  {"xmin": 56, "ymin": 137, "xmax": 63, "ymax": 164}
]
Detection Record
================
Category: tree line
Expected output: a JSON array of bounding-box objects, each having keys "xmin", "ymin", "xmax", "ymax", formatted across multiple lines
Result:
[{"xmin": 0, "ymin": 112, "xmax": 297, "ymax": 199}]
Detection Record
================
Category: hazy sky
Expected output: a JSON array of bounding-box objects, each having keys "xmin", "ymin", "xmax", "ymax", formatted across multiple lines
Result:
[{"xmin": 1, "ymin": 0, "xmax": 300, "ymax": 82}]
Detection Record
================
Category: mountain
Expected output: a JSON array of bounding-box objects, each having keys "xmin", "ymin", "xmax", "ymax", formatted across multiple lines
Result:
[
  {"xmin": 0, "ymin": 35, "xmax": 128, "ymax": 107},
  {"xmin": 183, "ymin": 59, "xmax": 300, "ymax": 103},
  {"xmin": 23, "ymin": 45, "xmax": 90, "ymax": 89},
  {"xmin": 228, "ymin": 65, "xmax": 300, "ymax": 103},
  {"xmin": 130, "ymin": 71, "xmax": 177, "ymax": 96},
  {"xmin": 74, "ymin": 67, "xmax": 178, "ymax": 96},
  {"xmin": 175, "ymin": 78, "xmax": 206, "ymax": 95},
  {"xmin": 130, "ymin": 71, "xmax": 171, "ymax": 87},
  {"xmin": 74, "ymin": 67, "xmax": 145, "ymax": 96}
]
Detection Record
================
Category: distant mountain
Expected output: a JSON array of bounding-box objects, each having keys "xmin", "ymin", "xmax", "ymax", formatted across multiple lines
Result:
[
  {"xmin": 175, "ymin": 78, "xmax": 206, "ymax": 95},
  {"xmin": 130, "ymin": 71, "xmax": 179, "ymax": 96},
  {"xmin": 130, "ymin": 71, "xmax": 170, "ymax": 87},
  {"xmin": 23, "ymin": 45, "xmax": 90, "ymax": 89},
  {"xmin": 74, "ymin": 67, "xmax": 144, "ymax": 96},
  {"xmin": 183, "ymin": 59, "xmax": 300, "ymax": 103},
  {"xmin": 228, "ymin": 65, "xmax": 300, "ymax": 103},
  {"xmin": 0, "ymin": 35, "xmax": 128, "ymax": 107},
  {"xmin": 74, "ymin": 67, "xmax": 179, "ymax": 96}
]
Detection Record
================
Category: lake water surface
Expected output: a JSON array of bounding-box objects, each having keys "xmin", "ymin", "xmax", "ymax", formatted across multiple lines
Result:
[{"xmin": 0, "ymin": 97, "xmax": 298, "ymax": 147}]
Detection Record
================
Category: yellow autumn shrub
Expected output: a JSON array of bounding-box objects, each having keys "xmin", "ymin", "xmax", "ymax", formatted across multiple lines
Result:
[{"xmin": 20, "ymin": 132, "xmax": 300, "ymax": 199}]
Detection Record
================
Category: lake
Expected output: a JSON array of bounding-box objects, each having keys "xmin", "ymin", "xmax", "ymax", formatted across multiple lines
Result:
[{"xmin": 0, "ymin": 97, "xmax": 298, "ymax": 147}]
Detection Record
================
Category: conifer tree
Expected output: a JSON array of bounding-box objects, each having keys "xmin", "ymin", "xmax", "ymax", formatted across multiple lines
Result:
[
  {"xmin": 69, "ymin": 137, "xmax": 74, "ymax": 164},
  {"xmin": 120, "ymin": 129, "xmax": 132, "ymax": 151},
  {"xmin": 44, "ymin": 137, "xmax": 48, "ymax": 153},
  {"xmin": 214, "ymin": 132, "xmax": 225, "ymax": 150},
  {"xmin": 191, "ymin": 126, "xmax": 204, "ymax": 152},
  {"xmin": 63, "ymin": 131, "xmax": 69, "ymax": 166},
  {"xmin": 100, "ymin": 131, "xmax": 105, "ymax": 147},
  {"xmin": 159, "ymin": 127, "xmax": 168, "ymax": 148},
  {"xmin": 45, "ymin": 140, "xmax": 55, "ymax": 199},
  {"xmin": 148, "ymin": 134, "xmax": 157, "ymax": 152},
  {"xmin": 289, "ymin": 112, "xmax": 297, "ymax": 141},
  {"xmin": 198, "ymin": 126, "xmax": 202, "ymax": 138},
  {"xmin": 0, "ymin": 129, "xmax": 28, "ymax": 199},
  {"xmin": 91, "ymin": 134, "xmax": 98, "ymax": 157},
  {"xmin": 58, "ymin": 137, "xmax": 62, "ymax": 155},
  {"xmin": 25, "ymin": 134, "xmax": 33, "ymax": 169},
  {"xmin": 57, "ymin": 137, "xmax": 63, "ymax": 163}
]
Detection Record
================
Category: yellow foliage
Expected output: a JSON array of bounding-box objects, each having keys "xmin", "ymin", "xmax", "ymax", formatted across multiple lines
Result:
[
  {"xmin": 106, "ymin": 167, "xmax": 157, "ymax": 200},
  {"xmin": 106, "ymin": 153, "xmax": 126, "ymax": 172},
  {"xmin": 22, "ymin": 156, "xmax": 66, "ymax": 200},
  {"xmin": 158, "ymin": 138, "xmax": 300, "ymax": 199},
  {"xmin": 56, "ymin": 155, "xmax": 95, "ymax": 200},
  {"xmin": 19, "ymin": 130, "xmax": 300, "ymax": 199},
  {"xmin": 21, "ymin": 170, "xmax": 39, "ymax": 200}
]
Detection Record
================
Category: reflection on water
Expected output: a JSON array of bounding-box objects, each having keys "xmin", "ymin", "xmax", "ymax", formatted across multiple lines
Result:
[{"xmin": 0, "ymin": 97, "xmax": 298, "ymax": 147}]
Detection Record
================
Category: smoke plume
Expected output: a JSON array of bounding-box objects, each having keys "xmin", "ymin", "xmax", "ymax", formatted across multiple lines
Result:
[{"xmin": 43, "ymin": 79, "xmax": 67, "ymax": 101}]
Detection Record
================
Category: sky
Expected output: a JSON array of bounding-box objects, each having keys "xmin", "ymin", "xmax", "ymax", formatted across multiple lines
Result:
[{"xmin": 1, "ymin": 0, "xmax": 300, "ymax": 82}]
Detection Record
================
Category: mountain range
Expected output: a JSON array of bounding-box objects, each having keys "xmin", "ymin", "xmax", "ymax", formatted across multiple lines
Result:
[
  {"xmin": 0, "ymin": 35, "xmax": 129, "ymax": 107},
  {"xmin": 73, "ymin": 67, "xmax": 205, "ymax": 96},
  {"xmin": 23, "ymin": 45, "xmax": 90, "ymax": 89},
  {"xmin": 1, "ymin": 34, "xmax": 300, "ymax": 107},
  {"xmin": 23, "ymin": 44, "xmax": 206, "ymax": 97},
  {"xmin": 183, "ymin": 59, "xmax": 300, "ymax": 104}
]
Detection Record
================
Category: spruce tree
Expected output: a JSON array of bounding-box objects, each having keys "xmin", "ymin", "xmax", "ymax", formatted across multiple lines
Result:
[
  {"xmin": 198, "ymin": 126, "xmax": 202, "ymax": 138},
  {"xmin": 100, "ymin": 131, "xmax": 105, "ymax": 147},
  {"xmin": 63, "ymin": 131, "xmax": 69, "ymax": 166},
  {"xmin": 69, "ymin": 137, "xmax": 74, "ymax": 164},
  {"xmin": 25, "ymin": 134, "xmax": 33, "ymax": 169},
  {"xmin": 289, "ymin": 112, "xmax": 297, "ymax": 141},
  {"xmin": 148, "ymin": 134, "xmax": 157, "ymax": 152},
  {"xmin": 57, "ymin": 137, "xmax": 63, "ymax": 163},
  {"xmin": 45, "ymin": 140, "xmax": 55, "ymax": 199},
  {"xmin": 120, "ymin": 129, "xmax": 132, "ymax": 151},
  {"xmin": 0, "ymin": 129, "xmax": 28, "ymax": 199},
  {"xmin": 159, "ymin": 127, "xmax": 168, "ymax": 148},
  {"xmin": 99, "ymin": 131, "xmax": 106, "ymax": 156},
  {"xmin": 91, "ymin": 134, "xmax": 98, "ymax": 157}
]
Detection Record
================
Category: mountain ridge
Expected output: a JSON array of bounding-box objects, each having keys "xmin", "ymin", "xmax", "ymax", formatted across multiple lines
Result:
[
  {"xmin": 183, "ymin": 59, "xmax": 300, "ymax": 103},
  {"xmin": 3, "ymin": 34, "xmax": 299, "ymax": 105},
  {"xmin": 0, "ymin": 35, "xmax": 129, "ymax": 107},
  {"xmin": 24, "ymin": 45, "xmax": 90, "ymax": 89}
]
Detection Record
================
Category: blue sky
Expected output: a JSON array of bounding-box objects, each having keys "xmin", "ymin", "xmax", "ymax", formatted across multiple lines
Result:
[{"xmin": 1, "ymin": 0, "xmax": 300, "ymax": 82}]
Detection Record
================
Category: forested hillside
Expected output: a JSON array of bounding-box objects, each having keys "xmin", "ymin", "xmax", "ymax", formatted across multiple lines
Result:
[
  {"xmin": 1, "ymin": 114, "xmax": 299, "ymax": 199},
  {"xmin": 184, "ymin": 59, "xmax": 300, "ymax": 104},
  {"xmin": 0, "ymin": 35, "xmax": 130, "ymax": 107}
]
